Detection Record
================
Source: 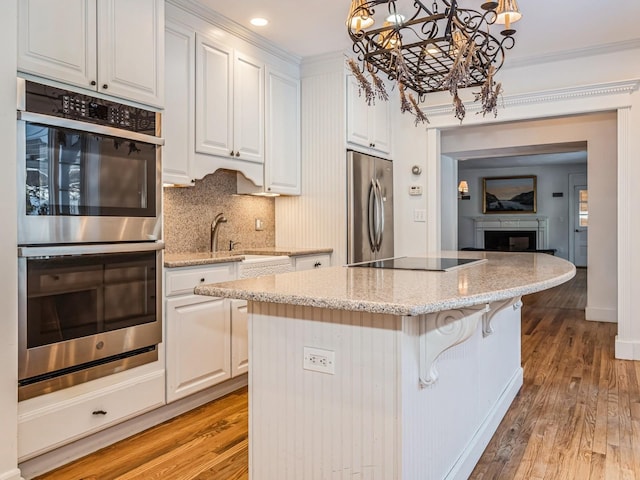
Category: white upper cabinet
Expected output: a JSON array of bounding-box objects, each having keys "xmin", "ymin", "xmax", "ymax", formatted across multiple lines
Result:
[
  {"xmin": 265, "ymin": 67, "xmax": 301, "ymax": 195},
  {"xmin": 195, "ymin": 34, "xmax": 264, "ymax": 165},
  {"xmin": 97, "ymin": 0, "xmax": 164, "ymax": 106},
  {"xmin": 346, "ymin": 74, "xmax": 392, "ymax": 155},
  {"xmin": 18, "ymin": 0, "xmax": 164, "ymax": 108},
  {"xmin": 163, "ymin": 21, "xmax": 195, "ymax": 185}
]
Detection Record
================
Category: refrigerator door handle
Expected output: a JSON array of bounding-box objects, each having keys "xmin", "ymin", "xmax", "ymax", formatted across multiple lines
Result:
[
  {"xmin": 368, "ymin": 179, "xmax": 377, "ymax": 252},
  {"xmin": 375, "ymin": 179, "xmax": 384, "ymax": 251}
]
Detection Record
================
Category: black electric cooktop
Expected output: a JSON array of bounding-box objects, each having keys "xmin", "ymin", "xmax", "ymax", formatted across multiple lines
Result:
[{"xmin": 351, "ymin": 256, "xmax": 487, "ymax": 272}]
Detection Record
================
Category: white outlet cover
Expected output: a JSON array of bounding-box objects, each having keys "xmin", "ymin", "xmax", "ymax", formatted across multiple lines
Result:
[{"xmin": 303, "ymin": 346, "xmax": 335, "ymax": 375}]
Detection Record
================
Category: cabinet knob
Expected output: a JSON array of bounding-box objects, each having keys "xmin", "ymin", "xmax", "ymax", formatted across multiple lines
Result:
[
  {"xmin": 235, "ymin": 151, "xmax": 240, "ymax": 157},
  {"xmin": 314, "ymin": 262, "xmax": 322, "ymax": 268},
  {"xmin": 230, "ymin": 150, "xmax": 235, "ymax": 157},
  {"xmin": 102, "ymin": 84, "xmax": 108, "ymax": 90},
  {"xmin": 92, "ymin": 410, "xmax": 107, "ymax": 416},
  {"xmin": 90, "ymin": 80, "xmax": 96, "ymax": 86},
  {"xmin": 200, "ymin": 278, "xmax": 205, "ymax": 282}
]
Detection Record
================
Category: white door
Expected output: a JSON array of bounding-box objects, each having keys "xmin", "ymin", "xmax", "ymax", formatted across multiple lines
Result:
[
  {"xmin": 265, "ymin": 67, "xmax": 301, "ymax": 195},
  {"xmin": 165, "ymin": 295, "xmax": 231, "ymax": 403},
  {"xmin": 97, "ymin": 0, "xmax": 164, "ymax": 106},
  {"xmin": 233, "ymin": 51, "xmax": 264, "ymax": 164},
  {"xmin": 18, "ymin": 0, "xmax": 97, "ymax": 89},
  {"xmin": 230, "ymin": 299, "xmax": 249, "ymax": 377},
  {"xmin": 573, "ymin": 185, "xmax": 588, "ymax": 267}
]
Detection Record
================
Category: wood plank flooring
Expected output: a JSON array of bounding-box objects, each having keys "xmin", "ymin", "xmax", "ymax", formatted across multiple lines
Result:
[{"xmin": 36, "ymin": 268, "xmax": 638, "ymax": 480}]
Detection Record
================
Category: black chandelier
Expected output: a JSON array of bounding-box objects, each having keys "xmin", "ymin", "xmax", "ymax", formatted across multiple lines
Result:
[{"xmin": 346, "ymin": 0, "xmax": 522, "ymax": 123}]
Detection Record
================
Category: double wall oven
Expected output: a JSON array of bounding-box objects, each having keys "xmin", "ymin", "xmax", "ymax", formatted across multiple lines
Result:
[{"xmin": 17, "ymin": 78, "xmax": 164, "ymax": 401}]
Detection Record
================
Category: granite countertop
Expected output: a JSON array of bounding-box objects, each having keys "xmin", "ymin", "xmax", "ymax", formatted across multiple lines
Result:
[
  {"xmin": 164, "ymin": 247, "xmax": 333, "ymax": 268},
  {"xmin": 194, "ymin": 251, "xmax": 575, "ymax": 316}
]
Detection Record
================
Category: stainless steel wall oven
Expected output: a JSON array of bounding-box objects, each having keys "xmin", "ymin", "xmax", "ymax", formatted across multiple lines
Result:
[{"xmin": 17, "ymin": 79, "xmax": 164, "ymax": 400}]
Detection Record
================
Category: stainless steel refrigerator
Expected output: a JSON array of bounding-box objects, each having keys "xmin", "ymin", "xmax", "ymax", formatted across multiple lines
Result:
[{"xmin": 347, "ymin": 150, "xmax": 394, "ymax": 264}]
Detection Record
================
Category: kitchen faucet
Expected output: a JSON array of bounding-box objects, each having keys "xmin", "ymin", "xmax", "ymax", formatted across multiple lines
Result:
[{"xmin": 210, "ymin": 213, "xmax": 227, "ymax": 252}]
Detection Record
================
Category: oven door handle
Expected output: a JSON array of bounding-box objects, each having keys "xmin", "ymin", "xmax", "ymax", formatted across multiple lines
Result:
[
  {"xmin": 18, "ymin": 241, "xmax": 165, "ymax": 258},
  {"xmin": 17, "ymin": 111, "xmax": 165, "ymax": 146}
]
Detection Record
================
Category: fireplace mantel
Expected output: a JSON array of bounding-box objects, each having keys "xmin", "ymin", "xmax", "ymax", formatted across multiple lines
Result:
[{"xmin": 473, "ymin": 216, "xmax": 549, "ymax": 250}]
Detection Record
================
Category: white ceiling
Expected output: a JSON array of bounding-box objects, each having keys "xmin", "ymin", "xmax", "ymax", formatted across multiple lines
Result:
[{"xmin": 197, "ymin": 0, "xmax": 640, "ymax": 60}]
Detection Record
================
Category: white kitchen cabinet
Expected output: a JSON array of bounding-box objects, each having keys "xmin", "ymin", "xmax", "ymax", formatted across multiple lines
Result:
[
  {"xmin": 18, "ymin": 369, "xmax": 164, "ymax": 460},
  {"xmin": 18, "ymin": 0, "xmax": 164, "ymax": 107},
  {"xmin": 237, "ymin": 67, "xmax": 301, "ymax": 195},
  {"xmin": 165, "ymin": 262, "xmax": 248, "ymax": 403},
  {"xmin": 294, "ymin": 253, "xmax": 332, "ymax": 271},
  {"xmin": 195, "ymin": 34, "xmax": 264, "ymax": 165},
  {"xmin": 163, "ymin": 21, "xmax": 195, "ymax": 185},
  {"xmin": 346, "ymin": 74, "xmax": 392, "ymax": 155},
  {"xmin": 165, "ymin": 294, "xmax": 231, "ymax": 403},
  {"xmin": 230, "ymin": 299, "xmax": 249, "ymax": 377}
]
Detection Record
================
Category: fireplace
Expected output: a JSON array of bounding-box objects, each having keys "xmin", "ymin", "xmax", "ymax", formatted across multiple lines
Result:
[
  {"xmin": 484, "ymin": 230, "xmax": 537, "ymax": 251},
  {"xmin": 473, "ymin": 216, "xmax": 549, "ymax": 250}
]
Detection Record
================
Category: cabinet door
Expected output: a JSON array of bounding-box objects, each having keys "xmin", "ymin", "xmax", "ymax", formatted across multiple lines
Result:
[
  {"xmin": 163, "ymin": 22, "xmax": 195, "ymax": 185},
  {"xmin": 294, "ymin": 254, "xmax": 332, "ymax": 271},
  {"xmin": 346, "ymin": 74, "xmax": 371, "ymax": 148},
  {"xmin": 230, "ymin": 299, "xmax": 249, "ymax": 377},
  {"xmin": 166, "ymin": 295, "xmax": 231, "ymax": 403},
  {"xmin": 233, "ymin": 51, "xmax": 265, "ymax": 164},
  {"xmin": 265, "ymin": 67, "xmax": 301, "ymax": 195},
  {"xmin": 370, "ymin": 98, "xmax": 392, "ymax": 154},
  {"xmin": 18, "ymin": 0, "xmax": 98, "ymax": 89},
  {"xmin": 195, "ymin": 35, "xmax": 234, "ymax": 158},
  {"xmin": 97, "ymin": 0, "xmax": 164, "ymax": 107}
]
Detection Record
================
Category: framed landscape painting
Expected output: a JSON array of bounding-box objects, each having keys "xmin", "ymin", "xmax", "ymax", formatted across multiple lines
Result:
[{"xmin": 483, "ymin": 175, "xmax": 537, "ymax": 214}]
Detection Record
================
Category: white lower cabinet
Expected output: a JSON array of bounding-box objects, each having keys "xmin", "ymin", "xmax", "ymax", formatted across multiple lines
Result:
[
  {"xmin": 18, "ymin": 368, "xmax": 165, "ymax": 460},
  {"xmin": 165, "ymin": 263, "xmax": 247, "ymax": 403},
  {"xmin": 294, "ymin": 253, "xmax": 332, "ymax": 271},
  {"xmin": 230, "ymin": 299, "xmax": 249, "ymax": 377},
  {"xmin": 165, "ymin": 294, "xmax": 231, "ymax": 402}
]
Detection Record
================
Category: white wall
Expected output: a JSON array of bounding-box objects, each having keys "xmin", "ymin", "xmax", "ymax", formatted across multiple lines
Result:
[
  {"xmin": 1, "ymin": 2, "xmax": 20, "ymax": 480},
  {"xmin": 456, "ymin": 163, "xmax": 588, "ymax": 260}
]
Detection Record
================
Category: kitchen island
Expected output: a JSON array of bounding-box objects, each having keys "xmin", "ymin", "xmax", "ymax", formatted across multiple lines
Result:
[{"xmin": 195, "ymin": 251, "xmax": 575, "ymax": 480}]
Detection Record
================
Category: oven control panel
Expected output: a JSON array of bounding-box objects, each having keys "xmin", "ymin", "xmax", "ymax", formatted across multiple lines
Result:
[{"xmin": 24, "ymin": 80, "xmax": 157, "ymax": 135}]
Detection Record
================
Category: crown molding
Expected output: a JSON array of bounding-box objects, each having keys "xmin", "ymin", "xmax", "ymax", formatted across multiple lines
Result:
[
  {"xmin": 508, "ymin": 38, "xmax": 640, "ymax": 69},
  {"xmin": 166, "ymin": 0, "xmax": 301, "ymax": 65},
  {"xmin": 423, "ymin": 79, "xmax": 640, "ymax": 117}
]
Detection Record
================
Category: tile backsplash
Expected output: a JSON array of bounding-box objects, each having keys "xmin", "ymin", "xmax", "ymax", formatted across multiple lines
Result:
[{"xmin": 163, "ymin": 169, "xmax": 275, "ymax": 254}]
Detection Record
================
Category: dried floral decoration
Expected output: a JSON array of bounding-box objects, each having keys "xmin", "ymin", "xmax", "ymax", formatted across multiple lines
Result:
[
  {"xmin": 347, "ymin": 58, "xmax": 375, "ymax": 106},
  {"xmin": 408, "ymin": 93, "xmax": 429, "ymax": 125},
  {"xmin": 369, "ymin": 70, "xmax": 389, "ymax": 102},
  {"xmin": 474, "ymin": 65, "xmax": 503, "ymax": 118}
]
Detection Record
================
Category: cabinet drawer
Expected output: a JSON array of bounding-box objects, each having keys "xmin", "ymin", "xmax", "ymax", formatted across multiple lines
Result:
[
  {"xmin": 165, "ymin": 263, "xmax": 236, "ymax": 297},
  {"xmin": 294, "ymin": 254, "xmax": 332, "ymax": 271},
  {"xmin": 18, "ymin": 370, "xmax": 164, "ymax": 460}
]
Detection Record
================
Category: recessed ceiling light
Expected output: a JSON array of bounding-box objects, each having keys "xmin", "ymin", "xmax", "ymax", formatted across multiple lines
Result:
[{"xmin": 250, "ymin": 17, "xmax": 269, "ymax": 27}]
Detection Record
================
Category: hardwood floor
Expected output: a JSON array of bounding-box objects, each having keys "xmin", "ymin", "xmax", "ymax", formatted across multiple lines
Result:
[{"xmin": 36, "ymin": 268, "xmax": 637, "ymax": 480}]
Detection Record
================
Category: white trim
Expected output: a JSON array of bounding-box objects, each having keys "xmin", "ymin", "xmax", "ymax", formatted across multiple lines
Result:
[
  {"xmin": 615, "ymin": 336, "xmax": 640, "ymax": 361},
  {"xmin": 585, "ymin": 307, "xmax": 617, "ymax": 323},
  {"xmin": 0, "ymin": 469, "xmax": 21, "ymax": 480},
  {"xmin": 445, "ymin": 367, "xmax": 523, "ymax": 480},
  {"xmin": 615, "ymin": 107, "xmax": 633, "ymax": 356},
  {"xmin": 426, "ymin": 129, "xmax": 441, "ymax": 253},
  {"xmin": 424, "ymin": 79, "xmax": 640, "ymax": 117}
]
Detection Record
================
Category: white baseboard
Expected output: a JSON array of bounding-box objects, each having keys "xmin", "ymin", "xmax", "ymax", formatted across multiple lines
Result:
[
  {"xmin": 615, "ymin": 336, "xmax": 640, "ymax": 360},
  {"xmin": 446, "ymin": 367, "xmax": 524, "ymax": 480},
  {"xmin": 585, "ymin": 306, "xmax": 617, "ymax": 323},
  {"xmin": 18, "ymin": 375, "xmax": 247, "ymax": 480},
  {"xmin": 0, "ymin": 468, "xmax": 22, "ymax": 480}
]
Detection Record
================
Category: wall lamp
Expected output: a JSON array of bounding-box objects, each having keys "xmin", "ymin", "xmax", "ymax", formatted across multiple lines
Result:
[{"xmin": 458, "ymin": 180, "xmax": 470, "ymax": 200}]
